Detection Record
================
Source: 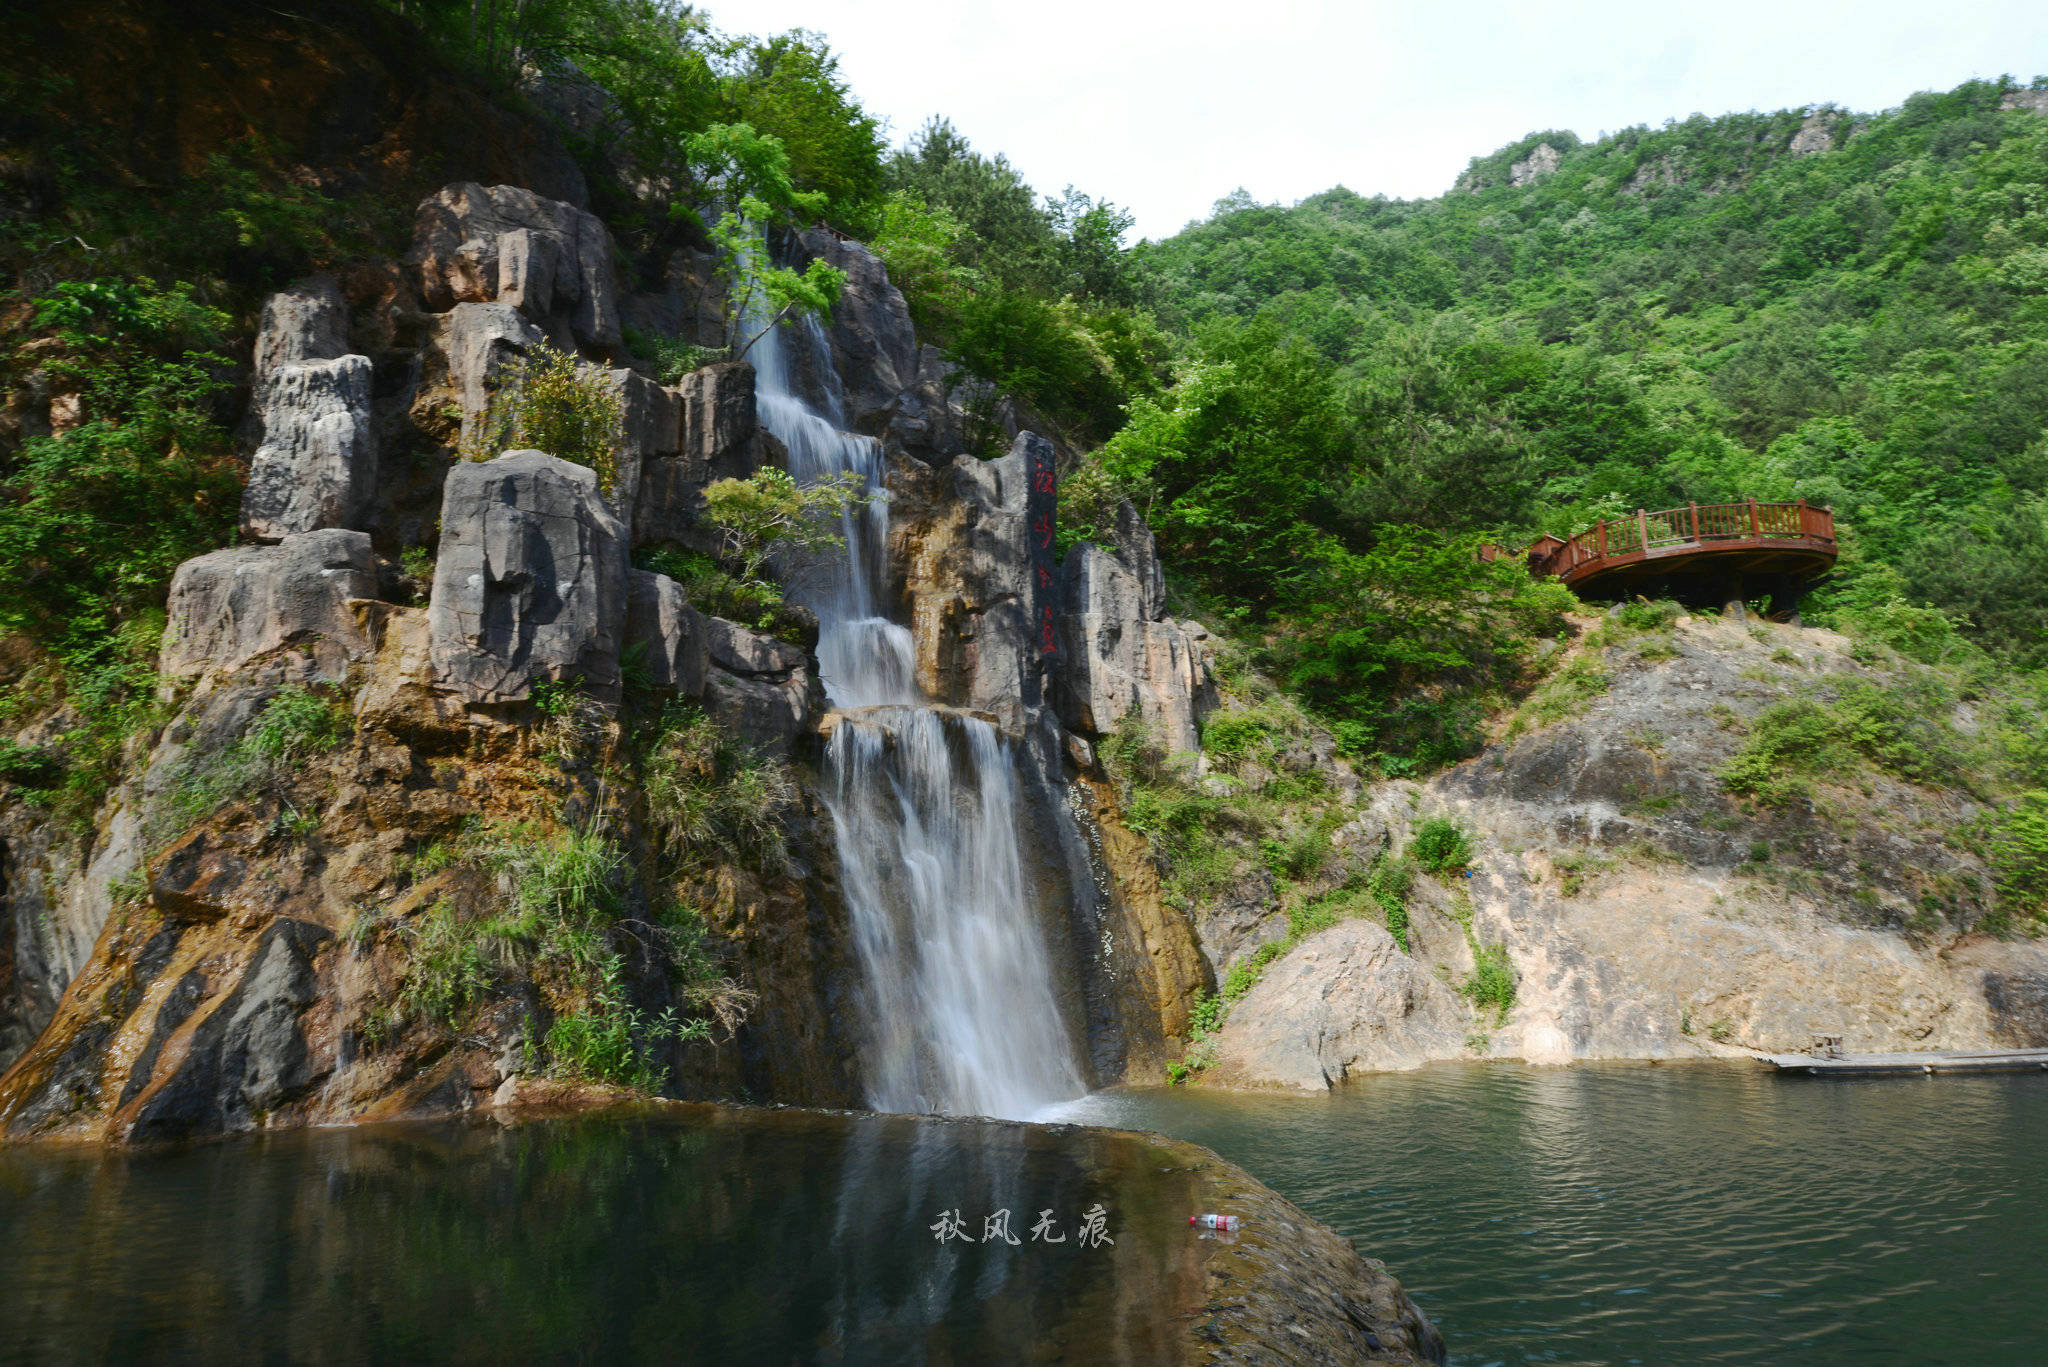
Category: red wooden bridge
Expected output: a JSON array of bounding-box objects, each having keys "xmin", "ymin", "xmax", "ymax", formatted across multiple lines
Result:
[{"xmin": 1520, "ymin": 499, "xmax": 1837, "ymax": 603}]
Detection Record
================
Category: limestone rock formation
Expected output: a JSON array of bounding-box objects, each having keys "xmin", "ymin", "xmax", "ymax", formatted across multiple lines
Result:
[
  {"xmin": 433, "ymin": 301, "xmax": 549, "ymax": 455},
  {"xmin": 1788, "ymin": 111, "xmax": 1836, "ymax": 156},
  {"xmin": 2001, "ymin": 89, "xmax": 2048, "ymax": 115},
  {"xmin": 161, "ymin": 529, "xmax": 381, "ymax": 679},
  {"xmin": 410, "ymin": 182, "xmax": 622, "ymax": 350},
  {"xmin": 599, "ymin": 363, "xmax": 679, "ymax": 523},
  {"xmin": 891, "ymin": 433, "xmax": 1042, "ymax": 730},
  {"xmin": 702, "ymin": 616, "xmax": 816, "ymax": 755},
  {"xmin": 1209, "ymin": 920, "xmax": 1472, "ymax": 1087},
  {"xmin": 625, "ymin": 569, "xmax": 709, "ymax": 695},
  {"xmin": 427, "ymin": 449, "xmax": 628, "ymax": 702},
  {"xmin": 1057, "ymin": 541, "xmax": 1215, "ymax": 754},
  {"xmin": 796, "ymin": 229, "xmax": 919, "ymax": 430},
  {"xmin": 253, "ymin": 275, "xmax": 348, "ymax": 382},
  {"xmin": 1509, "ymin": 142, "xmax": 1564, "ymax": 186},
  {"xmin": 241, "ymin": 356, "xmax": 379, "ymax": 541},
  {"xmin": 635, "ymin": 361, "xmax": 765, "ymax": 549}
]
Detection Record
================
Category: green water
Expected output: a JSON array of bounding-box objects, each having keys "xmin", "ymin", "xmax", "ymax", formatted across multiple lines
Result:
[
  {"xmin": 1059, "ymin": 1061, "xmax": 2048, "ymax": 1365},
  {"xmin": 0, "ymin": 1107, "xmax": 1215, "ymax": 1366}
]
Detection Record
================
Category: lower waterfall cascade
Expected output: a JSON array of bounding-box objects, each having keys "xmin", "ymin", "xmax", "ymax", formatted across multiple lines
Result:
[{"xmin": 749, "ymin": 308, "xmax": 1088, "ymax": 1120}]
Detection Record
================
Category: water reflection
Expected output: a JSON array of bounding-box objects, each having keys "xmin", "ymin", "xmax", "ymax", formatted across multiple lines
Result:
[
  {"xmin": 1057, "ymin": 1063, "xmax": 2048, "ymax": 1365},
  {"xmin": 0, "ymin": 1108, "xmax": 1207, "ymax": 1366}
]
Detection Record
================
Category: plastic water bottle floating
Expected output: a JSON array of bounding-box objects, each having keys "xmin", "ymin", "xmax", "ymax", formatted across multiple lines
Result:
[{"xmin": 1190, "ymin": 1214, "xmax": 1240, "ymax": 1230}]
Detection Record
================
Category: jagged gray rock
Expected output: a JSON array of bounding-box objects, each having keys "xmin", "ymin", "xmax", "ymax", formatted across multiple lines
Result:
[
  {"xmin": 883, "ymin": 345, "xmax": 997, "ymax": 463},
  {"xmin": 797, "ymin": 229, "xmax": 918, "ymax": 430},
  {"xmin": 125, "ymin": 918, "xmax": 330, "ymax": 1143},
  {"xmin": 436, "ymin": 301, "xmax": 549, "ymax": 454},
  {"xmin": 410, "ymin": 182, "xmax": 622, "ymax": 349},
  {"xmin": 598, "ymin": 364, "xmax": 678, "ymax": 524},
  {"xmin": 1056, "ymin": 535, "xmax": 1215, "ymax": 754},
  {"xmin": 1210, "ymin": 920, "xmax": 1473, "ymax": 1087},
  {"xmin": 634, "ymin": 361, "xmax": 764, "ymax": 548},
  {"xmin": 241, "ymin": 356, "xmax": 378, "ymax": 541},
  {"xmin": 253, "ymin": 276, "xmax": 348, "ymax": 382},
  {"xmin": 427, "ymin": 449, "xmax": 628, "ymax": 702},
  {"xmin": 702, "ymin": 617, "xmax": 814, "ymax": 755},
  {"xmin": 1509, "ymin": 142, "xmax": 1564, "ymax": 187},
  {"xmin": 625, "ymin": 569, "xmax": 708, "ymax": 695},
  {"xmin": 161, "ymin": 529, "xmax": 380, "ymax": 679},
  {"xmin": 1788, "ymin": 111, "xmax": 1835, "ymax": 156}
]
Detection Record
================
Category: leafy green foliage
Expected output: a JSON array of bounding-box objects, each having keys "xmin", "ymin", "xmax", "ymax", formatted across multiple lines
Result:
[
  {"xmin": 153, "ymin": 686, "xmax": 351, "ymax": 843},
  {"xmin": 468, "ymin": 345, "xmax": 625, "ymax": 490},
  {"xmin": 1413, "ymin": 818, "xmax": 1474, "ymax": 876},
  {"xmin": 1, "ymin": 279, "xmax": 239, "ymax": 664},
  {"xmin": 1721, "ymin": 677, "xmax": 1968, "ymax": 807},
  {"xmin": 1988, "ymin": 790, "xmax": 2048, "ymax": 924},
  {"xmin": 1138, "ymin": 79, "xmax": 2048, "ymax": 672},
  {"xmin": 700, "ymin": 466, "xmax": 863, "ymax": 610}
]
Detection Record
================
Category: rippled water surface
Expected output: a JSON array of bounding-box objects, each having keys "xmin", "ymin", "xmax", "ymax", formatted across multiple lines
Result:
[{"xmin": 1058, "ymin": 1062, "xmax": 2048, "ymax": 1365}]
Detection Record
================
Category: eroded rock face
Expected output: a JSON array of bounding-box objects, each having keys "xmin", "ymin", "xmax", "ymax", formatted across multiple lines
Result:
[
  {"xmin": 1209, "ymin": 921, "xmax": 1471, "ymax": 1087},
  {"xmin": 161, "ymin": 529, "xmax": 380, "ymax": 679},
  {"xmin": 428, "ymin": 450, "xmax": 627, "ymax": 702},
  {"xmin": 598, "ymin": 364, "xmax": 678, "ymax": 524},
  {"xmin": 891, "ymin": 434, "xmax": 1042, "ymax": 731},
  {"xmin": 635, "ymin": 361, "xmax": 764, "ymax": 550},
  {"xmin": 253, "ymin": 276, "xmax": 348, "ymax": 382},
  {"xmin": 796, "ymin": 229, "xmax": 918, "ymax": 431},
  {"xmin": 625, "ymin": 569, "xmax": 708, "ymax": 695},
  {"xmin": 1789, "ymin": 111, "xmax": 1836, "ymax": 156},
  {"xmin": 242, "ymin": 356, "xmax": 378, "ymax": 541},
  {"xmin": 410, "ymin": 182, "xmax": 621, "ymax": 350},
  {"xmin": 702, "ymin": 617, "xmax": 816, "ymax": 755},
  {"xmin": 434, "ymin": 301, "xmax": 549, "ymax": 455},
  {"xmin": 1510, "ymin": 142, "xmax": 1564, "ymax": 186},
  {"xmin": 1057, "ymin": 544, "xmax": 1213, "ymax": 754},
  {"xmin": 124, "ymin": 918, "xmax": 330, "ymax": 1143}
]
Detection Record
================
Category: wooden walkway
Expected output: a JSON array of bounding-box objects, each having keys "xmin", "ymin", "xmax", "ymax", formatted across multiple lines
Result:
[
  {"xmin": 1761, "ymin": 1048, "xmax": 2048, "ymax": 1077},
  {"xmin": 1522, "ymin": 500, "xmax": 1837, "ymax": 600}
]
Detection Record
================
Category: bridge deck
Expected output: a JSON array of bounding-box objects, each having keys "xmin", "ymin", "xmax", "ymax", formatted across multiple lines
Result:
[{"xmin": 1527, "ymin": 500, "xmax": 1837, "ymax": 599}]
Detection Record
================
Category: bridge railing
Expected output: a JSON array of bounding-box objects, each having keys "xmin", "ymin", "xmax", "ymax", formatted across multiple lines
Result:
[{"xmin": 1535, "ymin": 500, "xmax": 1834, "ymax": 580}]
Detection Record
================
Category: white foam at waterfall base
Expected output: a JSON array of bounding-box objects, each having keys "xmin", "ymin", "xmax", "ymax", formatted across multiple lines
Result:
[{"xmin": 749, "ymin": 308, "xmax": 1086, "ymax": 1120}]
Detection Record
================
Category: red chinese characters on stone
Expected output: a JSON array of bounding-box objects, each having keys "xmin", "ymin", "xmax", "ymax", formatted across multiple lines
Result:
[
  {"xmin": 1040, "ymin": 604, "xmax": 1057, "ymax": 654},
  {"xmin": 1034, "ymin": 512, "xmax": 1053, "ymax": 549}
]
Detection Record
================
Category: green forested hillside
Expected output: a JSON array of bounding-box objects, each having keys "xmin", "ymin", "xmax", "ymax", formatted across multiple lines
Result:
[{"xmin": 1131, "ymin": 83, "xmax": 2048, "ymax": 665}]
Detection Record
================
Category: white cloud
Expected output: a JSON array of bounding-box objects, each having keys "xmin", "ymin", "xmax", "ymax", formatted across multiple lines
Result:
[{"xmin": 717, "ymin": 0, "xmax": 2048, "ymax": 240}]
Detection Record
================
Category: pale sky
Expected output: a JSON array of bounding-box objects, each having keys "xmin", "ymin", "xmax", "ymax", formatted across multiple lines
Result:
[{"xmin": 719, "ymin": 0, "xmax": 2048, "ymax": 242}]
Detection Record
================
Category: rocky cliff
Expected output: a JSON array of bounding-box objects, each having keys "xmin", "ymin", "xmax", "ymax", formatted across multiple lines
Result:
[
  {"xmin": 0, "ymin": 144, "xmax": 1220, "ymax": 1138},
  {"xmin": 1193, "ymin": 610, "xmax": 2048, "ymax": 1088}
]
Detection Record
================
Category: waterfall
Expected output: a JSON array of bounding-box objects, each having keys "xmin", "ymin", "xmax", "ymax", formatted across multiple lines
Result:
[{"xmin": 749, "ymin": 307, "xmax": 1087, "ymax": 1121}]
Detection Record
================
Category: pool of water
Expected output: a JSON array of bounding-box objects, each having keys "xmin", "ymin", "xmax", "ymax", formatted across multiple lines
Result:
[
  {"xmin": 0, "ymin": 1106, "xmax": 1215, "ymax": 1366},
  {"xmin": 1055, "ymin": 1062, "xmax": 2048, "ymax": 1365}
]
